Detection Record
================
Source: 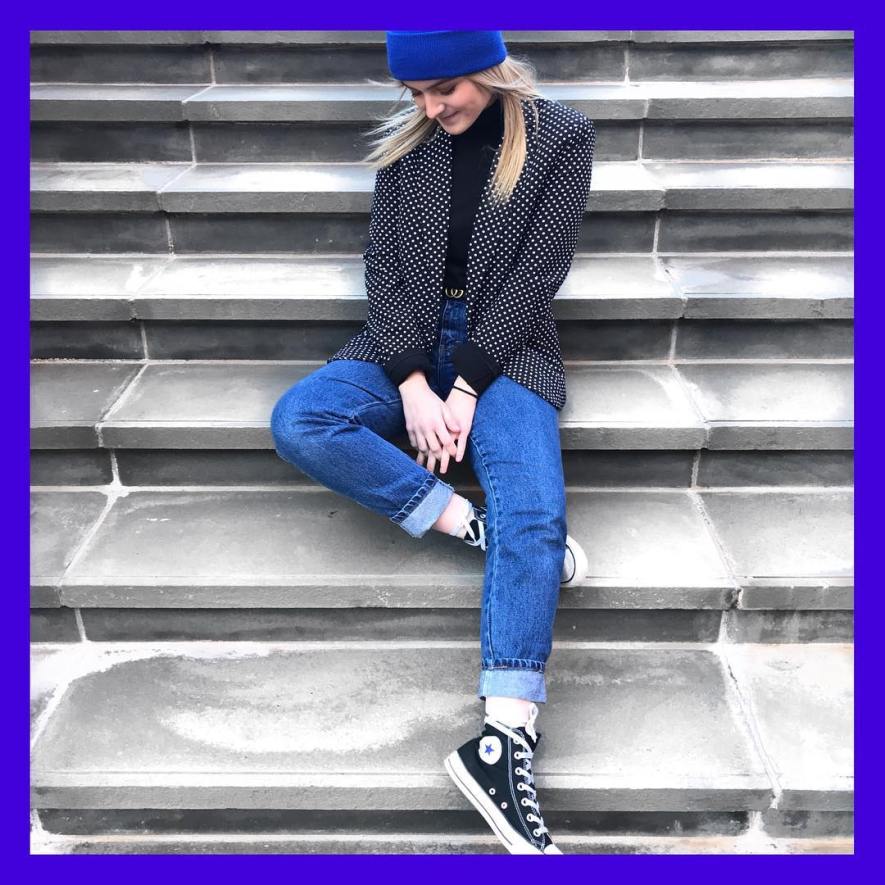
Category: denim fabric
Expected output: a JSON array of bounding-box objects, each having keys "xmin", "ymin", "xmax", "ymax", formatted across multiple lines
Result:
[{"xmin": 270, "ymin": 296, "xmax": 567, "ymax": 703}]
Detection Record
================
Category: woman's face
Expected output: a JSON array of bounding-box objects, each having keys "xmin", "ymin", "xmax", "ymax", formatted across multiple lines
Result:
[{"xmin": 400, "ymin": 76, "xmax": 496, "ymax": 133}]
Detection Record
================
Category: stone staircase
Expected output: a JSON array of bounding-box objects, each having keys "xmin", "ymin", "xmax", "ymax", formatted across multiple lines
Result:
[{"xmin": 29, "ymin": 30, "xmax": 854, "ymax": 854}]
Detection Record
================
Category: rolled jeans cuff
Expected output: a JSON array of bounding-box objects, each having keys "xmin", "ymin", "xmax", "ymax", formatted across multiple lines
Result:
[
  {"xmin": 479, "ymin": 666, "xmax": 547, "ymax": 704},
  {"xmin": 394, "ymin": 473, "xmax": 455, "ymax": 538}
]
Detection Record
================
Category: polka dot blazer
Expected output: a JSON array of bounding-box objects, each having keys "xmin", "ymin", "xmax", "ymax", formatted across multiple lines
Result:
[{"xmin": 326, "ymin": 96, "xmax": 597, "ymax": 411}]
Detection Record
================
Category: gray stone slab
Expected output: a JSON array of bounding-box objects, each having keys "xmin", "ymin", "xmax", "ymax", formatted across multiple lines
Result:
[
  {"xmin": 31, "ymin": 491, "xmax": 107, "ymax": 606},
  {"xmin": 30, "ymin": 644, "xmax": 772, "ymax": 810},
  {"xmin": 663, "ymin": 256, "xmax": 853, "ymax": 320},
  {"xmin": 762, "ymin": 808, "xmax": 853, "ymax": 838},
  {"xmin": 31, "ymin": 646, "xmax": 80, "ymax": 739},
  {"xmin": 630, "ymin": 32, "xmax": 852, "ymax": 44},
  {"xmin": 699, "ymin": 491, "xmax": 853, "ymax": 602},
  {"xmin": 723, "ymin": 610, "xmax": 853, "ymax": 643},
  {"xmin": 31, "ymin": 31, "xmax": 207, "ymax": 45},
  {"xmin": 30, "ymin": 362, "xmax": 141, "ymax": 448},
  {"xmin": 31, "ymin": 212, "xmax": 171, "ymax": 254},
  {"xmin": 646, "ymin": 162, "xmax": 853, "ymax": 210},
  {"xmin": 32, "ymin": 122, "xmax": 194, "ymax": 164},
  {"xmin": 659, "ymin": 211, "xmax": 853, "ymax": 253},
  {"xmin": 31, "ymin": 256, "xmax": 169, "ymax": 322},
  {"xmin": 629, "ymin": 42, "xmax": 853, "ymax": 82},
  {"xmin": 30, "ymin": 85, "xmax": 207, "ymax": 121},
  {"xmin": 30, "ymin": 163, "xmax": 190, "ymax": 212},
  {"xmin": 32, "ymin": 322, "xmax": 145, "ymax": 360},
  {"xmin": 643, "ymin": 121, "xmax": 852, "ymax": 162},
  {"xmin": 61, "ymin": 488, "xmax": 730, "ymax": 610},
  {"xmin": 30, "ymin": 450, "xmax": 114, "ymax": 486},
  {"xmin": 675, "ymin": 320, "xmax": 853, "ymax": 360},
  {"xmin": 30, "ymin": 45, "xmax": 211, "ymax": 84},
  {"xmin": 697, "ymin": 451, "xmax": 853, "ymax": 488},
  {"xmin": 560, "ymin": 365, "xmax": 705, "ymax": 450},
  {"xmin": 677, "ymin": 363, "xmax": 853, "ymax": 449},
  {"xmin": 78, "ymin": 608, "xmax": 720, "ymax": 643},
  {"xmin": 31, "ymin": 609, "xmax": 80, "ymax": 642},
  {"xmin": 99, "ymin": 363, "xmax": 307, "ymax": 449},
  {"xmin": 725, "ymin": 644, "xmax": 853, "ymax": 810},
  {"xmin": 37, "ymin": 805, "xmax": 747, "ymax": 837}
]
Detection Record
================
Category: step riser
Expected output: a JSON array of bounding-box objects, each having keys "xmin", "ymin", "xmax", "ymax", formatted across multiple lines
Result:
[
  {"xmin": 30, "ymin": 609, "xmax": 853, "ymax": 644},
  {"xmin": 30, "ymin": 319, "xmax": 856, "ymax": 362},
  {"xmin": 30, "ymin": 40, "xmax": 854, "ymax": 85},
  {"xmin": 29, "ymin": 449, "xmax": 856, "ymax": 489},
  {"xmin": 30, "ymin": 120, "xmax": 854, "ymax": 163},
  {"xmin": 35, "ymin": 806, "xmax": 852, "ymax": 839},
  {"xmin": 30, "ymin": 210, "xmax": 855, "ymax": 255}
]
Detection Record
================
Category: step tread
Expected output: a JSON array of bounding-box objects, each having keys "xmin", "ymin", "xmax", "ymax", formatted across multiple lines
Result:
[
  {"xmin": 30, "ymin": 487, "xmax": 852, "ymax": 610},
  {"xmin": 29, "ymin": 642, "xmax": 852, "ymax": 811},
  {"xmin": 29, "ymin": 360, "xmax": 854, "ymax": 451},
  {"xmin": 30, "ymin": 79, "xmax": 855, "ymax": 123},
  {"xmin": 29, "ymin": 160, "xmax": 855, "ymax": 214}
]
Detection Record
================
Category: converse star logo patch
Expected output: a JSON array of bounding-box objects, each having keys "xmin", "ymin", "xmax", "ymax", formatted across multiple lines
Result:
[{"xmin": 478, "ymin": 734, "xmax": 502, "ymax": 764}]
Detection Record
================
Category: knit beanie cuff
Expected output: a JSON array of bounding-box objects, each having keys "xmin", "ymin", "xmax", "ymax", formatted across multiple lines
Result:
[{"xmin": 386, "ymin": 30, "xmax": 507, "ymax": 81}]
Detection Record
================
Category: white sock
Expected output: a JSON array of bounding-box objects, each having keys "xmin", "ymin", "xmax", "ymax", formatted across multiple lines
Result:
[
  {"xmin": 485, "ymin": 696, "xmax": 535, "ymax": 728},
  {"xmin": 447, "ymin": 498, "xmax": 473, "ymax": 539}
]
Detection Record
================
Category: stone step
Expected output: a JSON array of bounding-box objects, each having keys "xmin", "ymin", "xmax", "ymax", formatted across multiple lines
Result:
[
  {"xmin": 30, "ymin": 80, "xmax": 853, "ymax": 164},
  {"xmin": 29, "ymin": 30, "xmax": 853, "ymax": 84},
  {"xmin": 30, "ymin": 254, "xmax": 854, "ymax": 323},
  {"xmin": 29, "ymin": 485, "xmax": 852, "ymax": 640},
  {"xmin": 29, "ymin": 829, "xmax": 854, "ymax": 855},
  {"xmin": 29, "ymin": 641, "xmax": 853, "ymax": 821},
  {"xmin": 29, "ymin": 360, "xmax": 854, "ymax": 452},
  {"xmin": 29, "ymin": 160, "xmax": 854, "ymax": 255},
  {"xmin": 30, "ymin": 159, "xmax": 853, "ymax": 214}
]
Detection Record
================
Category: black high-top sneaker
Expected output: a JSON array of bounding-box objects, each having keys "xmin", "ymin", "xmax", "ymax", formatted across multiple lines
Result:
[
  {"xmin": 453, "ymin": 501, "xmax": 588, "ymax": 588},
  {"xmin": 444, "ymin": 703, "xmax": 562, "ymax": 855}
]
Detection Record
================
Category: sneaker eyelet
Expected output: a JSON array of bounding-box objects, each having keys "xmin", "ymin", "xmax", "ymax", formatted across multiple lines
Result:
[
  {"xmin": 516, "ymin": 783, "xmax": 524, "ymax": 791},
  {"xmin": 500, "ymin": 801, "xmax": 507, "ymax": 809},
  {"xmin": 533, "ymin": 828, "xmax": 541, "ymax": 838},
  {"xmin": 521, "ymin": 798, "xmax": 529, "ymax": 806},
  {"xmin": 488, "ymin": 787, "xmax": 495, "ymax": 795}
]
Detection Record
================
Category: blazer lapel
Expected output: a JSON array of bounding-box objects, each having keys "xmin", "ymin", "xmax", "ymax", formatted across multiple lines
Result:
[{"xmin": 418, "ymin": 98, "xmax": 538, "ymax": 298}]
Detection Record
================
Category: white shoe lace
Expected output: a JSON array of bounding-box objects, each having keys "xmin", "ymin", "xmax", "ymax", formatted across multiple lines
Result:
[
  {"xmin": 458, "ymin": 503, "xmax": 487, "ymax": 551},
  {"xmin": 484, "ymin": 703, "xmax": 549, "ymax": 840}
]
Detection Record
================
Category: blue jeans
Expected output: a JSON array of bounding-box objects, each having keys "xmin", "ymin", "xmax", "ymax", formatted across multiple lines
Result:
[{"xmin": 269, "ymin": 297, "xmax": 567, "ymax": 703}]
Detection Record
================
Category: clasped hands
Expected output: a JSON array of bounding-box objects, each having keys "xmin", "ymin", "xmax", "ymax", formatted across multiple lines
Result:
[{"xmin": 399, "ymin": 372, "xmax": 477, "ymax": 475}]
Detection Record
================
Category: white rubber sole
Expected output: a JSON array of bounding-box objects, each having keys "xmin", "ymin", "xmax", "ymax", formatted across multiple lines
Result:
[
  {"xmin": 444, "ymin": 750, "xmax": 550, "ymax": 855},
  {"xmin": 561, "ymin": 533, "xmax": 589, "ymax": 586}
]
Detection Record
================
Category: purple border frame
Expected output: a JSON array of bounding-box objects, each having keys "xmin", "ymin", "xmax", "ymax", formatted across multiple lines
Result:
[{"xmin": 11, "ymin": 3, "xmax": 871, "ymax": 880}]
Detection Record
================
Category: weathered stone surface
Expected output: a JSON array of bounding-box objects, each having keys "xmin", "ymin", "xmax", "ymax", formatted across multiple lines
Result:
[
  {"xmin": 678, "ymin": 363, "xmax": 853, "ymax": 449},
  {"xmin": 700, "ymin": 490, "xmax": 853, "ymax": 607},
  {"xmin": 59, "ymin": 489, "xmax": 739, "ymax": 610},
  {"xmin": 31, "ymin": 491, "xmax": 107, "ymax": 605},
  {"xmin": 30, "ymin": 162, "xmax": 189, "ymax": 212},
  {"xmin": 30, "ymin": 362, "xmax": 140, "ymax": 448},
  {"xmin": 30, "ymin": 644, "xmax": 772, "ymax": 810},
  {"xmin": 665, "ymin": 255, "xmax": 853, "ymax": 320},
  {"xmin": 725, "ymin": 644, "xmax": 853, "ymax": 810}
]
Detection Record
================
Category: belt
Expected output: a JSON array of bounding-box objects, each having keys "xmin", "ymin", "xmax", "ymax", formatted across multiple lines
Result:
[{"xmin": 443, "ymin": 286, "xmax": 466, "ymax": 299}]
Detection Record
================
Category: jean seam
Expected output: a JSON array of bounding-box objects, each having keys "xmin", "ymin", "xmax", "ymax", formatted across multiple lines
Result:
[
  {"xmin": 347, "ymin": 397, "xmax": 403, "ymax": 424},
  {"xmin": 468, "ymin": 429, "xmax": 502, "ymax": 666},
  {"xmin": 391, "ymin": 473, "xmax": 440, "ymax": 525},
  {"xmin": 482, "ymin": 660, "xmax": 546, "ymax": 672}
]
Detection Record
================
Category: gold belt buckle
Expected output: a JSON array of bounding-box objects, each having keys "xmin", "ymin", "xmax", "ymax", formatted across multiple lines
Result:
[{"xmin": 444, "ymin": 287, "xmax": 465, "ymax": 299}]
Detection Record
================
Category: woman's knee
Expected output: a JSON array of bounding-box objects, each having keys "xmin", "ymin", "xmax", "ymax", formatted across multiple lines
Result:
[{"xmin": 270, "ymin": 381, "xmax": 318, "ymax": 461}]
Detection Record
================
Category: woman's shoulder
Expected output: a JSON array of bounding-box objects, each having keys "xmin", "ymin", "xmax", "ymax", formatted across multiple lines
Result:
[{"xmin": 524, "ymin": 96, "xmax": 595, "ymax": 144}]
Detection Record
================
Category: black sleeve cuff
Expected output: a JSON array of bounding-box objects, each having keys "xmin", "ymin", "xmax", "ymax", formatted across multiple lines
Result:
[
  {"xmin": 451, "ymin": 341, "xmax": 502, "ymax": 397},
  {"xmin": 384, "ymin": 347, "xmax": 433, "ymax": 387}
]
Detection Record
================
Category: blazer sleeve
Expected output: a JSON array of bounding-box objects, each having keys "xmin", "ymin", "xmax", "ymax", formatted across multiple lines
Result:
[
  {"xmin": 363, "ymin": 160, "xmax": 433, "ymax": 386},
  {"xmin": 452, "ymin": 119, "xmax": 596, "ymax": 395}
]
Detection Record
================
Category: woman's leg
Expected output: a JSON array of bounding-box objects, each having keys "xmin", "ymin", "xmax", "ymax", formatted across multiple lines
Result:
[
  {"xmin": 269, "ymin": 358, "xmax": 457, "ymax": 539},
  {"xmin": 466, "ymin": 375, "xmax": 568, "ymax": 705}
]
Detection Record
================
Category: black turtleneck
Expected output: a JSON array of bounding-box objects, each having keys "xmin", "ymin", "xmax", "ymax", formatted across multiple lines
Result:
[
  {"xmin": 385, "ymin": 95, "xmax": 507, "ymax": 396},
  {"xmin": 444, "ymin": 94, "xmax": 505, "ymax": 291}
]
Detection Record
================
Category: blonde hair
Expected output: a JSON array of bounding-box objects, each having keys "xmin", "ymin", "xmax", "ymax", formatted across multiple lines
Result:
[{"xmin": 361, "ymin": 53, "xmax": 546, "ymax": 207}]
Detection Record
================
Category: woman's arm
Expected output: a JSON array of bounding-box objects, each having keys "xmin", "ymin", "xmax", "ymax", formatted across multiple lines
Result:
[
  {"xmin": 452, "ymin": 118, "xmax": 597, "ymax": 394},
  {"xmin": 363, "ymin": 160, "xmax": 433, "ymax": 386}
]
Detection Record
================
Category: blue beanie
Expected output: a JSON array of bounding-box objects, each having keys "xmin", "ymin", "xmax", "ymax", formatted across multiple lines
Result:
[{"xmin": 386, "ymin": 30, "xmax": 507, "ymax": 81}]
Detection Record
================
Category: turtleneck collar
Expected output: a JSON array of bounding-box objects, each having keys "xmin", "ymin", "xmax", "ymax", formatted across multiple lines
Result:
[{"xmin": 449, "ymin": 93, "xmax": 504, "ymax": 146}]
